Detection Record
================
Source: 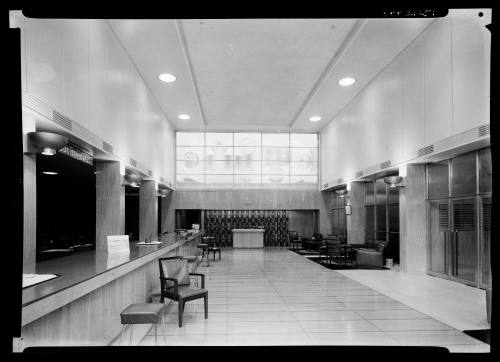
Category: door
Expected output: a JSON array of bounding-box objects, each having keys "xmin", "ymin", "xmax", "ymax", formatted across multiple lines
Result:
[
  {"xmin": 480, "ymin": 196, "xmax": 492, "ymax": 288},
  {"xmin": 450, "ymin": 197, "xmax": 478, "ymax": 286},
  {"xmin": 428, "ymin": 199, "xmax": 450, "ymax": 278}
]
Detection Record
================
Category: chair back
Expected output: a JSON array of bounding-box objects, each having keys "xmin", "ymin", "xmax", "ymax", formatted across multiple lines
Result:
[
  {"xmin": 159, "ymin": 257, "xmax": 191, "ymax": 288},
  {"xmin": 326, "ymin": 239, "xmax": 341, "ymax": 254},
  {"xmin": 312, "ymin": 233, "xmax": 323, "ymax": 241}
]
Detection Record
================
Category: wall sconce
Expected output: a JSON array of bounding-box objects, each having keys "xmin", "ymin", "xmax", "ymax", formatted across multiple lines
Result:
[
  {"xmin": 383, "ymin": 176, "xmax": 404, "ymax": 188},
  {"xmin": 158, "ymin": 188, "xmax": 169, "ymax": 197},
  {"xmin": 124, "ymin": 173, "xmax": 143, "ymax": 187},
  {"xmin": 335, "ymin": 189, "xmax": 348, "ymax": 198},
  {"xmin": 27, "ymin": 131, "xmax": 68, "ymax": 155}
]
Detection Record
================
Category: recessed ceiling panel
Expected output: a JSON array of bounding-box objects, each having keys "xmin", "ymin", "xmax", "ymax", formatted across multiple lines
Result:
[{"xmin": 180, "ymin": 19, "xmax": 358, "ymax": 128}]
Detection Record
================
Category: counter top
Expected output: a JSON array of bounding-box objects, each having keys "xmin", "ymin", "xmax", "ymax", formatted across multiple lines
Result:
[
  {"xmin": 232, "ymin": 229, "xmax": 265, "ymax": 233},
  {"xmin": 21, "ymin": 232, "xmax": 201, "ymax": 325}
]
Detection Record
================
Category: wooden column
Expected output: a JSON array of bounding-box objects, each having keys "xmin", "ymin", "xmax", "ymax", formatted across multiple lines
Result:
[
  {"xmin": 162, "ymin": 190, "xmax": 175, "ymax": 233},
  {"xmin": 319, "ymin": 190, "xmax": 334, "ymax": 236},
  {"xmin": 346, "ymin": 182, "xmax": 366, "ymax": 245},
  {"xmin": 95, "ymin": 161, "xmax": 124, "ymax": 251},
  {"xmin": 399, "ymin": 164, "xmax": 427, "ymax": 273},
  {"xmin": 23, "ymin": 154, "xmax": 36, "ymax": 267},
  {"xmin": 139, "ymin": 180, "xmax": 157, "ymax": 242}
]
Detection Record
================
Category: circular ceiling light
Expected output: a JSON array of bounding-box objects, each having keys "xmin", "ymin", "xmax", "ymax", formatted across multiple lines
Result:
[
  {"xmin": 178, "ymin": 114, "xmax": 191, "ymax": 120},
  {"xmin": 309, "ymin": 116, "xmax": 322, "ymax": 122},
  {"xmin": 158, "ymin": 73, "xmax": 176, "ymax": 83},
  {"xmin": 42, "ymin": 171, "xmax": 58, "ymax": 175},
  {"xmin": 28, "ymin": 132, "xmax": 68, "ymax": 156},
  {"xmin": 338, "ymin": 77, "xmax": 356, "ymax": 87}
]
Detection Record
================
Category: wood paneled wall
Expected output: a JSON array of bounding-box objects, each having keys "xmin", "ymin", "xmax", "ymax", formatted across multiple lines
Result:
[
  {"xmin": 23, "ymin": 154, "xmax": 36, "ymax": 266},
  {"xmin": 399, "ymin": 164, "xmax": 427, "ymax": 272},
  {"xmin": 95, "ymin": 161, "xmax": 125, "ymax": 251},
  {"xmin": 162, "ymin": 189, "xmax": 321, "ymax": 232},
  {"xmin": 139, "ymin": 180, "xmax": 158, "ymax": 242},
  {"xmin": 288, "ymin": 210, "xmax": 318, "ymax": 238}
]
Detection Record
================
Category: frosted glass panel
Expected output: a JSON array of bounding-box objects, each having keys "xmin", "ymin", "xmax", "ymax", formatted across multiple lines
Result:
[
  {"xmin": 176, "ymin": 146, "xmax": 204, "ymax": 161},
  {"xmin": 176, "ymin": 132, "xmax": 204, "ymax": 146},
  {"xmin": 205, "ymin": 133, "xmax": 233, "ymax": 146},
  {"xmin": 206, "ymin": 175, "xmax": 233, "ymax": 184},
  {"xmin": 234, "ymin": 133, "xmax": 261, "ymax": 147},
  {"xmin": 205, "ymin": 146, "xmax": 233, "ymax": 160},
  {"xmin": 175, "ymin": 132, "xmax": 318, "ymax": 186},
  {"xmin": 205, "ymin": 160, "xmax": 233, "ymax": 174},
  {"xmin": 262, "ymin": 161, "xmax": 289, "ymax": 174},
  {"xmin": 234, "ymin": 147, "xmax": 261, "ymax": 161},
  {"xmin": 234, "ymin": 161, "xmax": 261, "ymax": 174},
  {"xmin": 176, "ymin": 174, "xmax": 204, "ymax": 183},
  {"xmin": 262, "ymin": 147, "xmax": 290, "ymax": 161},
  {"xmin": 291, "ymin": 133, "xmax": 317, "ymax": 147},
  {"xmin": 234, "ymin": 175, "xmax": 261, "ymax": 183},
  {"xmin": 291, "ymin": 175, "xmax": 317, "ymax": 183},
  {"xmin": 177, "ymin": 160, "xmax": 204, "ymax": 174},
  {"xmin": 263, "ymin": 175, "xmax": 290, "ymax": 184},
  {"xmin": 291, "ymin": 148, "xmax": 318, "ymax": 162},
  {"xmin": 291, "ymin": 161, "xmax": 318, "ymax": 175},
  {"xmin": 262, "ymin": 133, "xmax": 289, "ymax": 147}
]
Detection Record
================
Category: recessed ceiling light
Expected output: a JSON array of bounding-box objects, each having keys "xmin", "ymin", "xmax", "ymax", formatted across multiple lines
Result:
[
  {"xmin": 158, "ymin": 73, "xmax": 176, "ymax": 83},
  {"xmin": 43, "ymin": 171, "xmax": 58, "ymax": 175},
  {"xmin": 338, "ymin": 77, "xmax": 356, "ymax": 87},
  {"xmin": 309, "ymin": 116, "xmax": 322, "ymax": 122},
  {"xmin": 178, "ymin": 114, "xmax": 191, "ymax": 120}
]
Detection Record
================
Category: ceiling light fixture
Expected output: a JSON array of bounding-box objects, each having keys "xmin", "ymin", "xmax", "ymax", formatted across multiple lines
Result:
[
  {"xmin": 309, "ymin": 116, "xmax": 322, "ymax": 122},
  {"xmin": 338, "ymin": 77, "xmax": 356, "ymax": 87},
  {"xmin": 27, "ymin": 132, "xmax": 68, "ymax": 156},
  {"xmin": 178, "ymin": 114, "xmax": 191, "ymax": 120},
  {"xmin": 158, "ymin": 73, "xmax": 176, "ymax": 83},
  {"xmin": 42, "ymin": 171, "xmax": 58, "ymax": 175}
]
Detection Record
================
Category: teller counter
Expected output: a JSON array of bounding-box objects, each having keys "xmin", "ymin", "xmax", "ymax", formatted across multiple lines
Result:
[
  {"xmin": 19, "ymin": 231, "xmax": 201, "ymax": 348},
  {"xmin": 232, "ymin": 229, "xmax": 265, "ymax": 248}
]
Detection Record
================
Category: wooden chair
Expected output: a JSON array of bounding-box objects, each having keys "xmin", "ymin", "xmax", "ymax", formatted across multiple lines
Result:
[{"xmin": 158, "ymin": 256, "xmax": 208, "ymax": 327}]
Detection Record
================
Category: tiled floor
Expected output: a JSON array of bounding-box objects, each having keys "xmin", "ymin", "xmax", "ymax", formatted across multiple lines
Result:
[{"xmin": 140, "ymin": 248, "xmax": 490, "ymax": 352}]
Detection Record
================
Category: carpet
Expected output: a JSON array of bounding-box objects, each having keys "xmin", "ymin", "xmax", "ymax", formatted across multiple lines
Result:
[
  {"xmin": 463, "ymin": 329, "xmax": 491, "ymax": 345},
  {"xmin": 291, "ymin": 249, "xmax": 388, "ymax": 270}
]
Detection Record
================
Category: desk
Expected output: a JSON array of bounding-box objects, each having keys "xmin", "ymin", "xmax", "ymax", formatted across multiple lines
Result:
[{"xmin": 232, "ymin": 229, "xmax": 264, "ymax": 248}]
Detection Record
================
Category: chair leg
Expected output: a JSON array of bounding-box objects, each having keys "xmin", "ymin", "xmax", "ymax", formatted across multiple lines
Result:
[
  {"xmin": 119, "ymin": 325, "xmax": 126, "ymax": 346},
  {"xmin": 162, "ymin": 314, "xmax": 166, "ymax": 345},
  {"xmin": 178, "ymin": 300, "xmax": 183, "ymax": 327},
  {"xmin": 204, "ymin": 295, "xmax": 208, "ymax": 319}
]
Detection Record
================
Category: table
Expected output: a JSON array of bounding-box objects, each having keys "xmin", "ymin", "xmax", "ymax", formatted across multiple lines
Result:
[{"xmin": 232, "ymin": 229, "xmax": 264, "ymax": 248}]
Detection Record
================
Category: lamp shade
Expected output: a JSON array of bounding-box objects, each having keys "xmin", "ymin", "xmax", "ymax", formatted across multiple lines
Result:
[
  {"xmin": 124, "ymin": 173, "xmax": 143, "ymax": 187},
  {"xmin": 335, "ymin": 189, "xmax": 348, "ymax": 197},
  {"xmin": 158, "ymin": 188, "xmax": 169, "ymax": 197},
  {"xmin": 383, "ymin": 176, "xmax": 404, "ymax": 188},
  {"xmin": 28, "ymin": 132, "xmax": 68, "ymax": 155}
]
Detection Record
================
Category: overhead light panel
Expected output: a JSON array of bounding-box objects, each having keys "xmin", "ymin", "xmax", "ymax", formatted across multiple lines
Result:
[
  {"xmin": 42, "ymin": 171, "xmax": 58, "ymax": 175},
  {"xmin": 158, "ymin": 73, "xmax": 176, "ymax": 83},
  {"xmin": 178, "ymin": 114, "xmax": 191, "ymax": 120},
  {"xmin": 338, "ymin": 77, "xmax": 356, "ymax": 87},
  {"xmin": 309, "ymin": 116, "xmax": 322, "ymax": 122}
]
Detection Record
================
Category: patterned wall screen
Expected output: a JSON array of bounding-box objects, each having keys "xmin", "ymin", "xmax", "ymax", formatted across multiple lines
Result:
[
  {"xmin": 204, "ymin": 210, "xmax": 289, "ymax": 247},
  {"xmin": 176, "ymin": 132, "xmax": 318, "ymax": 187}
]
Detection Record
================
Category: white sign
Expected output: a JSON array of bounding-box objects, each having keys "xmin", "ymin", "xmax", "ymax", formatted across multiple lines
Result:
[{"xmin": 106, "ymin": 235, "xmax": 130, "ymax": 254}]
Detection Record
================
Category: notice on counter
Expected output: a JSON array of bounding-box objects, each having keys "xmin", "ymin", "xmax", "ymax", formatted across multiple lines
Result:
[
  {"xmin": 106, "ymin": 235, "xmax": 130, "ymax": 254},
  {"xmin": 23, "ymin": 274, "xmax": 59, "ymax": 288}
]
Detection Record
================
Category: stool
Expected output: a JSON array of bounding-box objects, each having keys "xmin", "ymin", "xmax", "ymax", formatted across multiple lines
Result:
[
  {"xmin": 197, "ymin": 243, "xmax": 210, "ymax": 266},
  {"xmin": 119, "ymin": 303, "xmax": 166, "ymax": 346},
  {"xmin": 208, "ymin": 247, "xmax": 221, "ymax": 261}
]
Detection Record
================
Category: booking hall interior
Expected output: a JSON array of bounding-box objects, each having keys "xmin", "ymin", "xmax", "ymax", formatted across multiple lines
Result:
[{"xmin": 8, "ymin": 9, "xmax": 492, "ymax": 353}]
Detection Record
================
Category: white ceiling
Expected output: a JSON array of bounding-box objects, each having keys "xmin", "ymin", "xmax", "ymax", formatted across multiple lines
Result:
[{"xmin": 108, "ymin": 18, "xmax": 434, "ymax": 132}]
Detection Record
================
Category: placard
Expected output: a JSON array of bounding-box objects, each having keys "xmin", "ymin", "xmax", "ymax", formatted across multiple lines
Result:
[{"xmin": 106, "ymin": 235, "xmax": 130, "ymax": 254}]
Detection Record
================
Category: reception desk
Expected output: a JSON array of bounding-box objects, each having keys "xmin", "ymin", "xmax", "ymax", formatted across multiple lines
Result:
[{"xmin": 232, "ymin": 229, "xmax": 264, "ymax": 248}]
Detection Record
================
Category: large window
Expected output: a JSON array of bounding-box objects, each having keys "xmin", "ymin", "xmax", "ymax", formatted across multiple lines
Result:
[{"xmin": 176, "ymin": 132, "xmax": 318, "ymax": 187}]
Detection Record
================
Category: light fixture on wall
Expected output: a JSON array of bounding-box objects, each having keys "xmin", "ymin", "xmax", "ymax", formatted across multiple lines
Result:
[
  {"xmin": 157, "ymin": 183, "xmax": 169, "ymax": 197},
  {"xmin": 383, "ymin": 176, "xmax": 404, "ymax": 188},
  {"xmin": 124, "ymin": 173, "xmax": 143, "ymax": 187},
  {"xmin": 158, "ymin": 73, "xmax": 176, "ymax": 83},
  {"xmin": 335, "ymin": 189, "xmax": 348, "ymax": 198},
  {"xmin": 27, "ymin": 132, "xmax": 68, "ymax": 156}
]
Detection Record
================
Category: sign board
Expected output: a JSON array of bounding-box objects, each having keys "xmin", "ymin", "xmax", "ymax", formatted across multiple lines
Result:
[{"xmin": 106, "ymin": 235, "xmax": 130, "ymax": 254}]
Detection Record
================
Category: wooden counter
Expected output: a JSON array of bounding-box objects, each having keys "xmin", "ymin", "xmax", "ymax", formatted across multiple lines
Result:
[
  {"xmin": 232, "ymin": 229, "xmax": 265, "ymax": 248},
  {"xmin": 19, "ymin": 232, "xmax": 201, "ymax": 347}
]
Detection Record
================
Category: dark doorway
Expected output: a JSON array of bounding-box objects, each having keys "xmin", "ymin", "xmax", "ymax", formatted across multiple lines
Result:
[
  {"xmin": 125, "ymin": 185, "xmax": 139, "ymax": 241},
  {"xmin": 175, "ymin": 209, "xmax": 202, "ymax": 230}
]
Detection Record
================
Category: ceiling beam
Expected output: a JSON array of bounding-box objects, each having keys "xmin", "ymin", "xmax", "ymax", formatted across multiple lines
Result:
[
  {"xmin": 288, "ymin": 19, "xmax": 365, "ymax": 130},
  {"xmin": 175, "ymin": 19, "xmax": 207, "ymax": 127}
]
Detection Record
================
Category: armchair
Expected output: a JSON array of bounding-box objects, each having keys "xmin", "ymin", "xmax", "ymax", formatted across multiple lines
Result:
[
  {"xmin": 158, "ymin": 256, "xmax": 208, "ymax": 327},
  {"xmin": 288, "ymin": 230, "xmax": 303, "ymax": 249},
  {"xmin": 354, "ymin": 240, "xmax": 388, "ymax": 268}
]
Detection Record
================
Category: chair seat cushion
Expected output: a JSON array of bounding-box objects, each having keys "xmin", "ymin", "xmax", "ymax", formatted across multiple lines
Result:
[
  {"xmin": 164, "ymin": 285, "xmax": 207, "ymax": 299},
  {"xmin": 120, "ymin": 303, "xmax": 165, "ymax": 324}
]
